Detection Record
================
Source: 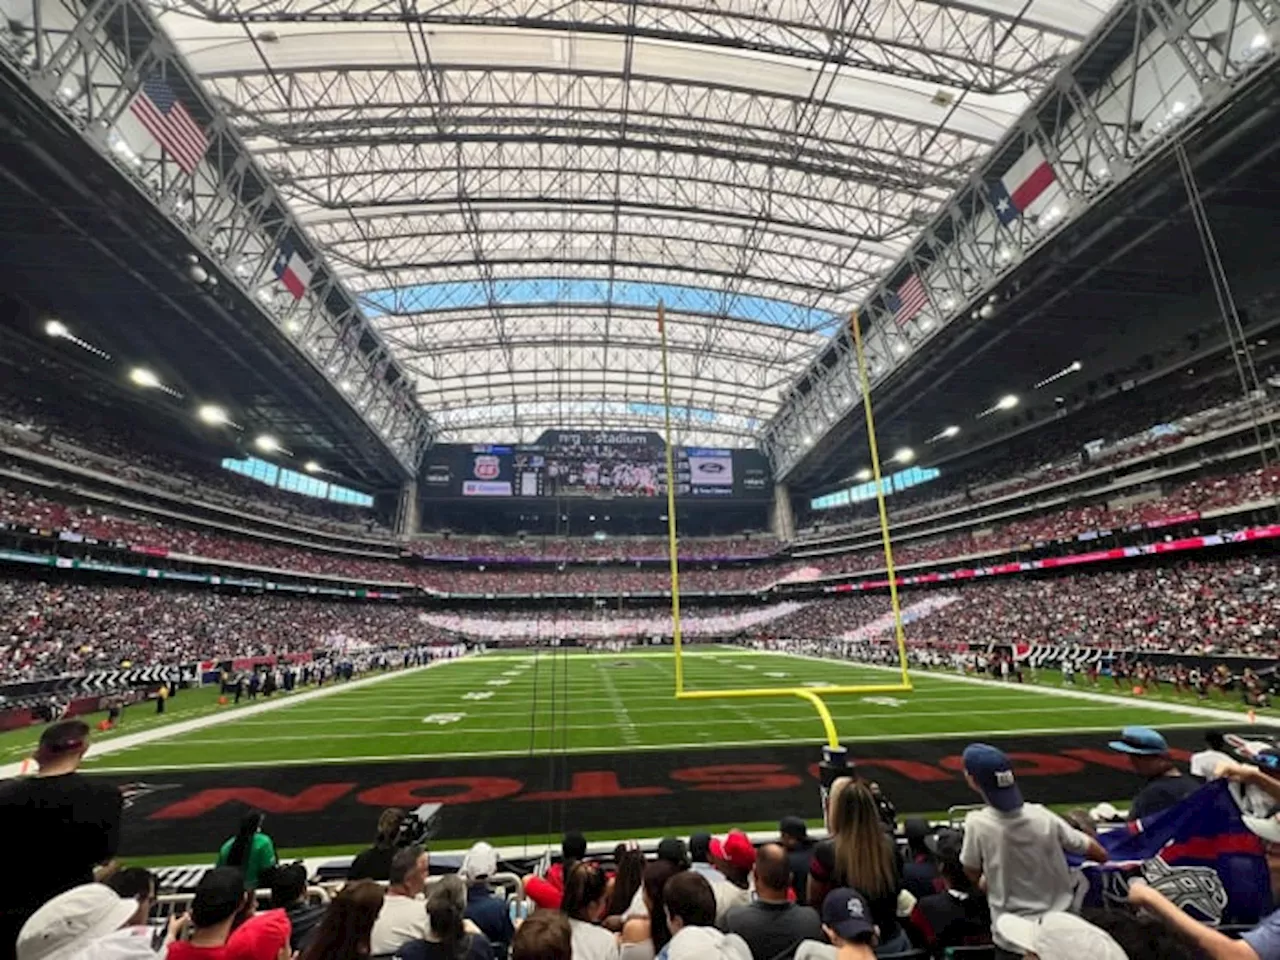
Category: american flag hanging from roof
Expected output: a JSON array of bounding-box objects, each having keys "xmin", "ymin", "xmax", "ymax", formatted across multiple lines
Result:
[
  {"xmin": 886, "ymin": 273, "xmax": 928, "ymax": 326},
  {"xmin": 129, "ymin": 75, "xmax": 209, "ymax": 175}
]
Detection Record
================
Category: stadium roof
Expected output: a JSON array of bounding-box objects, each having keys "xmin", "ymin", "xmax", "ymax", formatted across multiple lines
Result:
[{"xmin": 153, "ymin": 0, "xmax": 1119, "ymax": 446}]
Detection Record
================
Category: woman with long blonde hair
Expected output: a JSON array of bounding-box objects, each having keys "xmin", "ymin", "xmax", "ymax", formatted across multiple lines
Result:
[{"xmin": 807, "ymin": 780, "xmax": 909, "ymax": 955}]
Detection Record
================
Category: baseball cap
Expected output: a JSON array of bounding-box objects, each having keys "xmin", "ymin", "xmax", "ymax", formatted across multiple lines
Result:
[
  {"xmin": 963, "ymin": 743, "xmax": 1024, "ymax": 812},
  {"xmin": 709, "ymin": 831, "xmax": 757, "ymax": 872},
  {"xmin": 923, "ymin": 827, "xmax": 962, "ymax": 862},
  {"xmin": 903, "ymin": 817, "xmax": 932, "ymax": 846},
  {"xmin": 779, "ymin": 816, "xmax": 808, "ymax": 841},
  {"xmin": 996, "ymin": 912, "xmax": 1128, "ymax": 960},
  {"xmin": 820, "ymin": 888, "xmax": 875, "ymax": 943},
  {"xmin": 460, "ymin": 841, "xmax": 498, "ymax": 882},
  {"xmin": 17, "ymin": 884, "xmax": 136, "ymax": 960},
  {"xmin": 656, "ymin": 836, "xmax": 689, "ymax": 866},
  {"xmin": 1109, "ymin": 726, "xmax": 1170, "ymax": 756}
]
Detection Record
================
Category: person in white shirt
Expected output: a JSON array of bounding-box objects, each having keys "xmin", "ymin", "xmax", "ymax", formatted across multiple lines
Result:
[
  {"xmin": 18, "ymin": 883, "xmax": 160, "ymax": 960},
  {"xmin": 561, "ymin": 861, "xmax": 620, "ymax": 960},
  {"xmin": 370, "ymin": 844, "xmax": 430, "ymax": 954},
  {"xmin": 658, "ymin": 872, "xmax": 750, "ymax": 960},
  {"xmin": 959, "ymin": 743, "xmax": 1108, "ymax": 958}
]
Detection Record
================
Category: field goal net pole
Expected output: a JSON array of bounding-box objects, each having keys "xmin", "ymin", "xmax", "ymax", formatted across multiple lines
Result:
[{"xmin": 657, "ymin": 305, "xmax": 911, "ymax": 753}]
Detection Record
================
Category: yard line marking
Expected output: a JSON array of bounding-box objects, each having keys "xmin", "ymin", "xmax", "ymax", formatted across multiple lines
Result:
[
  {"xmin": 744, "ymin": 650, "xmax": 1280, "ymax": 729},
  {"xmin": 597, "ymin": 661, "xmax": 640, "ymax": 746},
  {"xmin": 142, "ymin": 703, "xmax": 1198, "ymax": 744},
  {"xmin": 1, "ymin": 656, "xmax": 469, "ymax": 780},
  {"xmin": 84, "ymin": 720, "xmax": 1219, "ymax": 773}
]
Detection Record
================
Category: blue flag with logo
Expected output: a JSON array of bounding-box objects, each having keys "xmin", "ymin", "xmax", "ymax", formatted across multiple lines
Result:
[{"xmin": 1073, "ymin": 780, "xmax": 1272, "ymax": 925}]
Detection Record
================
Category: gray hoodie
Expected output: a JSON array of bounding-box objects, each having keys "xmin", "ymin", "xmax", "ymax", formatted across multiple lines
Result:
[{"xmin": 665, "ymin": 925, "xmax": 752, "ymax": 960}]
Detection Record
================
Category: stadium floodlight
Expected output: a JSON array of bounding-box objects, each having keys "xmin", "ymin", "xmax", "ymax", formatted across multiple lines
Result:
[
  {"xmin": 304, "ymin": 460, "xmax": 321, "ymax": 474},
  {"xmin": 928, "ymin": 425, "xmax": 960, "ymax": 443},
  {"xmin": 997, "ymin": 394, "xmax": 1019, "ymax": 410},
  {"xmin": 197, "ymin": 404, "xmax": 228, "ymax": 426},
  {"xmin": 45, "ymin": 320, "xmax": 68, "ymax": 339},
  {"xmin": 893, "ymin": 447, "xmax": 914, "ymax": 464},
  {"xmin": 129, "ymin": 367, "xmax": 161, "ymax": 389},
  {"xmin": 855, "ymin": 468, "xmax": 873, "ymax": 482},
  {"xmin": 254, "ymin": 434, "xmax": 280, "ymax": 453}
]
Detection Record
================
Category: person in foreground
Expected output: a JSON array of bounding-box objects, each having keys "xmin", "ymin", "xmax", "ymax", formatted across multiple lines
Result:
[
  {"xmin": 722, "ymin": 843, "xmax": 823, "ymax": 960},
  {"xmin": 268, "ymin": 863, "xmax": 326, "ymax": 953},
  {"xmin": 795, "ymin": 889, "xmax": 878, "ymax": 960},
  {"xmin": 1109, "ymin": 726, "xmax": 1202, "ymax": 820},
  {"xmin": 396, "ymin": 875, "xmax": 494, "ymax": 960},
  {"xmin": 959, "ymin": 743, "xmax": 1108, "ymax": 960},
  {"xmin": 620, "ymin": 859, "xmax": 682, "ymax": 960},
  {"xmin": 658, "ymin": 871, "xmax": 750, "ymax": 960},
  {"xmin": 807, "ymin": 779, "xmax": 910, "ymax": 955},
  {"xmin": 560, "ymin": 861, "xmax": 619, "ymax": 960},
  {"xmin": 166, "ymin": 867, "xmax": 292, "ymax": 960},
  {"xmin": 510, "ymin": 911, "xmax": 572, "ymax": 960},
  {"xmin": 370, "ymin": 845, "xmax": 431, "ymax": 954},
  {"xmin": 215, "ymin": 812, "xmax": 277, "ymax": 892},
  {"xmin": 0, "ymin": 720, "xmax": 123, "ymax": 960},
  {"xmin": 1128, "ymin": 879, "xmax": 1276, "ymax": 959},
  {"xmin": 298, "ymin": 880, "xmax": 383, "ymax": 960},
  {"xmin": 998, "ymin": 911, "xmax": 1129, "ymax": 959},
  {"xmin": 17, "ymin": 883, "xmax": 160, "ymax": 960}
]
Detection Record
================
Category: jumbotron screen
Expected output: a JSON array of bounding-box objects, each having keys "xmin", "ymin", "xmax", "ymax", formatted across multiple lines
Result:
[{"xmin": 421, "ymin": 430, "xmax": 770, "ymax": 500}]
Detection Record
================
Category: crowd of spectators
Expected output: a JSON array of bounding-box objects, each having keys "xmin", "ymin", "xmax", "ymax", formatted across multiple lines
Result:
[
  {"xmin": 4, "ymin": 550, "xmax": 1277, "ymax": 683},
  {"xmin": 800, "ymin": 462, "xmax": 1280, "ymax": 579},
  {"xmin": 0, "ymin": 579, "xmax": 455, "ymax": 682},
  {"xmin": 10, "ymin": 717, "xmax": 1280, "ymax": 960},
  {"xmin": 800, "ymin": 373, "xmax": 1273, "ymax": 541},
  {"xmin": 0, "ymin": 385, "xmax": 387, "ymax": 537},
  {"xmin": 755, "ymin": 557, "xmax": 1280, "ymax": 657}
]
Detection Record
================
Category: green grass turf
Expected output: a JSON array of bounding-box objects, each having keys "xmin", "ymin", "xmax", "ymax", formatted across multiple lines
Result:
[{"xmin": 77, "ymin": 648, "xmax": 1256, "ymax": 772}]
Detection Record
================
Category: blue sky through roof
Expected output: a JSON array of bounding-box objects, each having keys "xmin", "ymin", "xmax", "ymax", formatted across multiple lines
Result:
[{"xmin": 361, "ymin": 278, "xmax": 842, "ymax": 334}]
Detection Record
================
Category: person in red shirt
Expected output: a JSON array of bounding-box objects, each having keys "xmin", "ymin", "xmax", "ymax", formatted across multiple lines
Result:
[{"xmin": 166, "ymin": 867, "xmax": 291, "ymax": 960}]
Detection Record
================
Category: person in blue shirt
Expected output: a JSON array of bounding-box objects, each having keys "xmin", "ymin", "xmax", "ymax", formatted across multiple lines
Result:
[{"xmin": 461, "ymin": 842, "xmax": 514, "ymax": 959}]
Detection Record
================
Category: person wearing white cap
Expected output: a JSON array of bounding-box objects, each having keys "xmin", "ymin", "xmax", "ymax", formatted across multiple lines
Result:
[
  {"xmin": 16, "ymin": 884, "xmax": 154, "ymax": 960},
  {"xmin": 461, "ymin": 842, "xmax": 514, "ymax": 955},
  {"xmin": 995, "ymin": 912, "xmax": 1129, "ymax": 960}
]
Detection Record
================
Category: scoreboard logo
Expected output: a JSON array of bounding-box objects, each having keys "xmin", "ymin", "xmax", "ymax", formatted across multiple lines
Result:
[{"xmin": 473, "ymin": 455, "xmax": 501, "ymax": 480}]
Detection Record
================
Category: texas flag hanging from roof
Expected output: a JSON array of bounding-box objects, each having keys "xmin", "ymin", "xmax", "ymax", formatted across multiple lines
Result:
[
  {"xmin": 988, "ymin": 145, "xmax": 1059, "ymax": 226},
  {"xmin": 273, "ymin": 243, "xmax": 312, "ymax": 300}
]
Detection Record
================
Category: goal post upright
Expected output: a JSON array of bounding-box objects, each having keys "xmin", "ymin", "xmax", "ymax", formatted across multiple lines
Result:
[
  {"xmin": 849, "ymin": 311, "xmax": 913, "ymax": 689},
  {"xmin": 658, "ymin": 306, "xmax": 911, "ymax": 750}
]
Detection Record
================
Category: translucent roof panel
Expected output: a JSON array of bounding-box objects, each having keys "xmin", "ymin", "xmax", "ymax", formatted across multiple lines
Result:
[{"xmin": 154, "ymin": 0, "xmax": 1120, "ymax": 447}]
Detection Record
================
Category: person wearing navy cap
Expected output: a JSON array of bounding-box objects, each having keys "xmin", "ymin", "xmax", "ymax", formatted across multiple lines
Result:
[
  {"xmin": 1108, "ymin": 726, "xmax": 1202, "ymax": 821},
  {"xmin": 794, "ymin": 889, "xmax": 877, "ymax": 960},
  {"xmin": 958, "ymin": 743, "xmax": 1108, "ymax": 960}
]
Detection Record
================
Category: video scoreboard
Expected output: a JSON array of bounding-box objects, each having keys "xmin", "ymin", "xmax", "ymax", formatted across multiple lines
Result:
[{"xmin": 421, "ymin": 430, "xmax": 770, "ymax": 500}]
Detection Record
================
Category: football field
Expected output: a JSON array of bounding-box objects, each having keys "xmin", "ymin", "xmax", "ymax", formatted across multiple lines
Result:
[
  {"xmin": 5, "ymin": 646, "xmax": 1267, "ymax": 859},
  {"xmin": 73, "ymin": 647, "xmax": 1266, "ymax": 772}
]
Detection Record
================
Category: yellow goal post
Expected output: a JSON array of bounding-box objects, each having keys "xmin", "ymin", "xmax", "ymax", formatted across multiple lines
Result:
[{"xmin": 658, "ymin": 304, "xmax": 912, "ymax": 748}]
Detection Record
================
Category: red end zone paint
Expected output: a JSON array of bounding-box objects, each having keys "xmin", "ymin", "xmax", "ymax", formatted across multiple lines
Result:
[{"xmin": 115, "ymin": 729, "xmax": 1248, "ymax": 857}]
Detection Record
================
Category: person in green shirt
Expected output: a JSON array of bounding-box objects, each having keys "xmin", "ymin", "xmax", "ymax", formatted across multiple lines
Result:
[{"xmin": 216, "ymin": 811, "xmax": 277, "ymax": 891}]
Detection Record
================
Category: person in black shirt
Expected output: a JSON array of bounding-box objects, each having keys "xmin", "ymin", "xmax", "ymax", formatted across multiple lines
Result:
[
  {"xmin": 348, "ymin": 807, "xmax": 406, "ymax": 881},
  {"xmin": 1108, "ymin": 726, "xmax": 1202, "ymax": 821},
  {"xmin": 807, "ymin": 780, "xmax": 909, "ymax": 955},
  {"xmin": 269, "ymin": 862, "xmax": 327, "ymax": 952},
  {"xmin": 778, "ymin": 816, "xmax": 813, "ymax": 902},
  {"xmin": 899, "ymin": 818, "xmax": 940, "ymax": 901},
  {"xmin": 907, "ymin": 829, "xmax": 991, "ymax": 955},
  {"xmin": 0, "ymin": 720, "xmax": 123, "ymax": 960}
]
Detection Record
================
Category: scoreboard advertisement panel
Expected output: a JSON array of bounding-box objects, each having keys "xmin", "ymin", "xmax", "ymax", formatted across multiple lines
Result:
[{"xmin": 421, "ymin": 431, "xmax": 770, "ymax": 500}]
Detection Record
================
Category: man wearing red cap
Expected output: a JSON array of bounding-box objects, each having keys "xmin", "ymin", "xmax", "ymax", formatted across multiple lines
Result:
[{"xmin": 708, "ymin": 831, "xmax": 757, "ymax": 924}]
